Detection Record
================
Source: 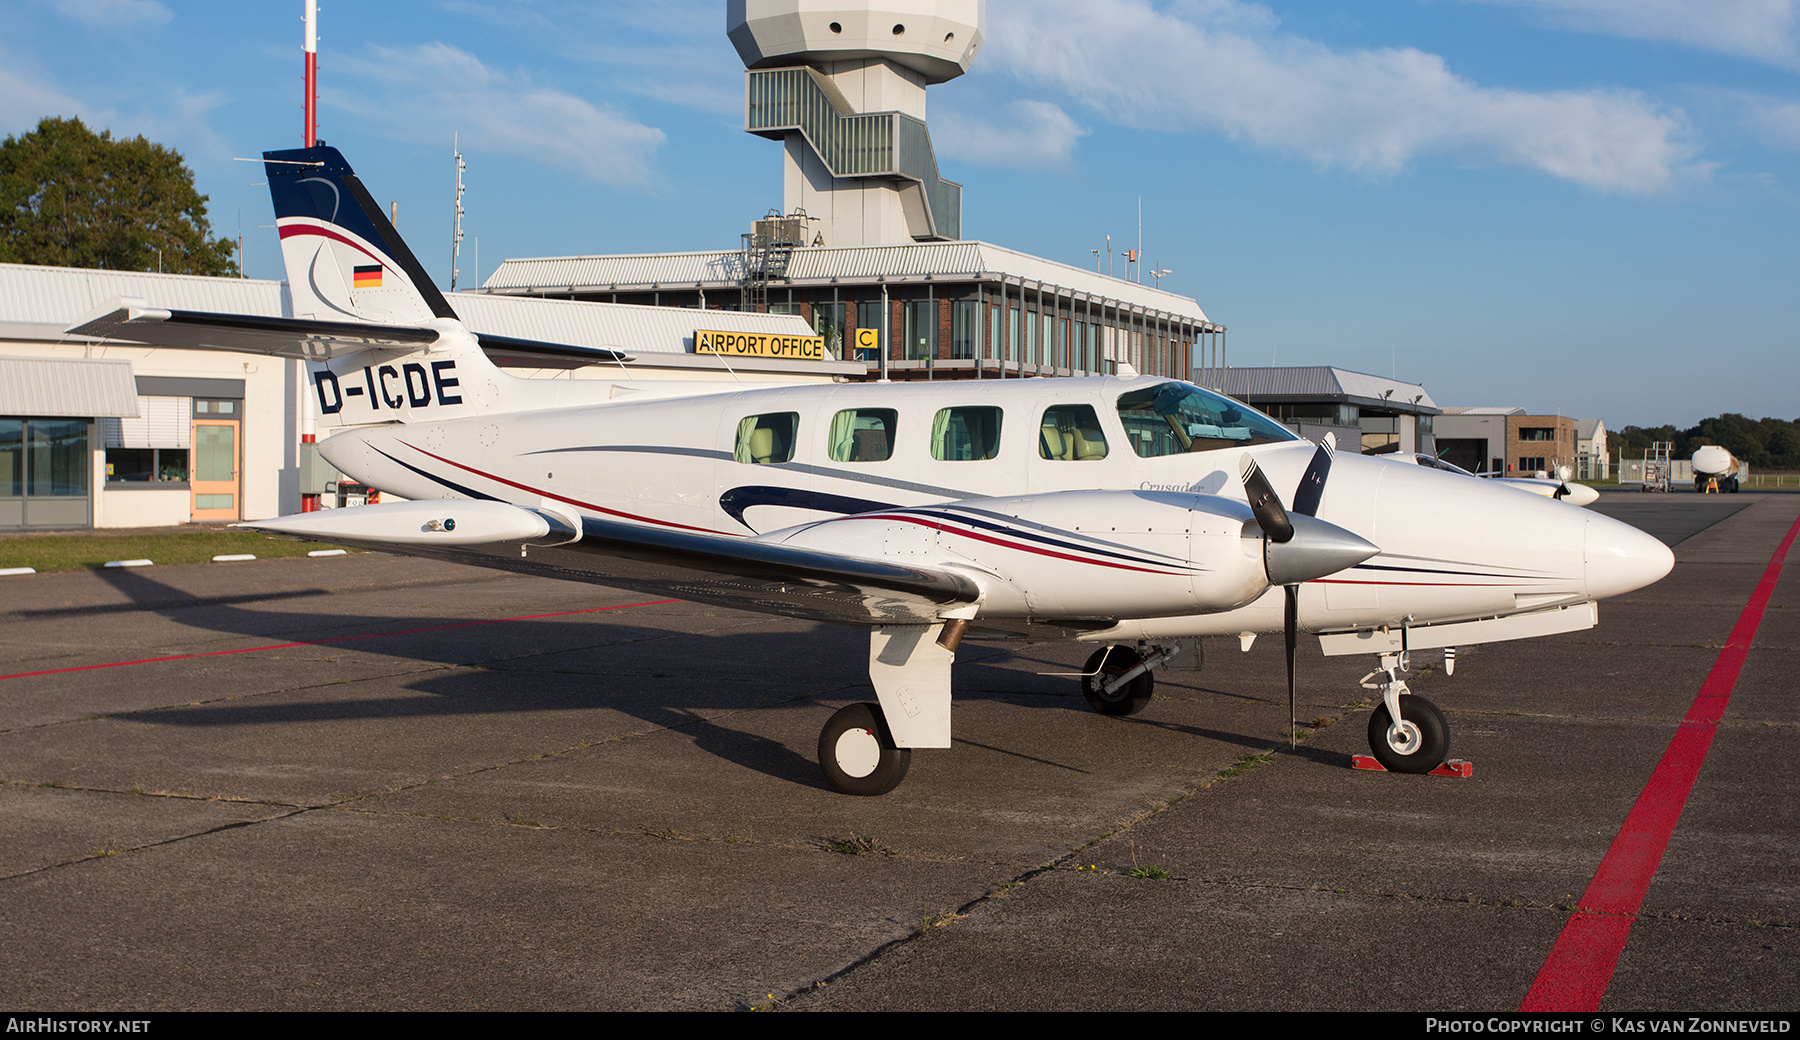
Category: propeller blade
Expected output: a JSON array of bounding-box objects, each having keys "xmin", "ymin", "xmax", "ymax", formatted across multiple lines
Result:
[
  {"xmin": 1290, "ymin": 436, "xmax": 1336, "ymax": 517},
  {"xmin": 1285, "ymin": 583, "xmax": 1298, "ymax": 748},
  {"xmin": 1239, "ymin": 455, "xmax": 1294, "ymax": 543}
]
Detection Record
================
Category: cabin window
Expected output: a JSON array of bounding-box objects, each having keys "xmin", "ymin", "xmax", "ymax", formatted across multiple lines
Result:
[
  {"xmin": 1039, "ymin": 404, "xmax": 1108, "ymax": 461},
  {"xmin": 733, "ymin": 412, "xmax": 798, "ymax": 464},
  {"xmin": 931, "ymin": 406, "xmax": 1003, "ymax": 461},
  {"xmin": 828, "ymin": 409, "xmax": 897, "ymax": 462},
  {"xmin": 1116, "ymin": 382, "xmax": 1295, "ymax": 457}
]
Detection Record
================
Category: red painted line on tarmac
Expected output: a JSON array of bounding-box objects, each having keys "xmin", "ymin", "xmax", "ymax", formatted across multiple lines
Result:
[
  {"xmin": 1520, "ymin": 511, "xmax": 1800, "ymax": 1012},
  {"xmin": 0, "ymin": 599, "xmax": 677, "ymax": 682}
]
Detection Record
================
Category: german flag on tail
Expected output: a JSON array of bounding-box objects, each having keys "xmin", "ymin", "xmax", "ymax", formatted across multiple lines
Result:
[{"xmin": 353, "ymin": 264, "xmax": 383, "ymax": 288}]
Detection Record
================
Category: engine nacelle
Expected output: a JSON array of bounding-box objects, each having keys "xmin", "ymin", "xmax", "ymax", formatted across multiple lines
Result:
[{"xmin": 772, "ymin": 490, "xmax": 1272, "ymax": 621}]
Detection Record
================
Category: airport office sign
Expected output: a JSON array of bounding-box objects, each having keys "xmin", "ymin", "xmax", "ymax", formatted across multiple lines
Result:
[{"xmin": 696, "ymin": 329, "xmax": 827, "ymax": 360}]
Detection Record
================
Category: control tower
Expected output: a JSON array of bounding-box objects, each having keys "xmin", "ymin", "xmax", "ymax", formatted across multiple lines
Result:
[{"xmin": 728, "ymin": 0, "xmax": 982, "ymax": 247}]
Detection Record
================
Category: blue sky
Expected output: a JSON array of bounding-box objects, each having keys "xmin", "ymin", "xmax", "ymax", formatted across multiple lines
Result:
[{"xmin": 2, "ymin": 0, "xmax": 1796, "ymax": 429}]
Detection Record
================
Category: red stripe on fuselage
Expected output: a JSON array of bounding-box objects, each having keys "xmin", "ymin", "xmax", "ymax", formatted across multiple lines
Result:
[{"xmin": 397, "ymin": 441, "xmax": 737, "ymax": 537}]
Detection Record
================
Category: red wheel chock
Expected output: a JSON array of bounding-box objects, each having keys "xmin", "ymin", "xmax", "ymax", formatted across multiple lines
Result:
[{"xmin": 1352, "ymin": 755, "xmax": 1473, "ymax": 777}]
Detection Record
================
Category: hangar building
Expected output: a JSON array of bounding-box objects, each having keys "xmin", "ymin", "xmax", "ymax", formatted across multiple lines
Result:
[{"xmin": 1211, "ymin": 366, "xmax": 1440, "ymax": 456}]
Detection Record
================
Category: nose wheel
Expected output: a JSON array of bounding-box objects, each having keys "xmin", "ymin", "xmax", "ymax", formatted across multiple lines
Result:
[
  {"xmin": 819, "ymin": 702, "xmax": 911, "ymax": 796},
  {"xmin": 1365, "ymin": 693, "xmax": 1448, "ymax": 774}
]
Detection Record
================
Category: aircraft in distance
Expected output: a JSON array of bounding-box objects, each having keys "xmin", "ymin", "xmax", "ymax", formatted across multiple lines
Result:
[
  {"xmin": 69, "ymin": 146, "xmax": 1674, "ymax": 795},
  {"xmin": 1397, "ymin": 454, "xmax": 1601, "ymax": 506}
]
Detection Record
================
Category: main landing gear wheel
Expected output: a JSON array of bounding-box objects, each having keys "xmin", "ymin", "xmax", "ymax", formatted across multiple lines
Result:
[
  {"xmin": 819, "ymin": 702, "xmax": 911, "ymax": 796},
  {"xmin": 1082, "ymin": 646, "xmax": 1154, "ymax": 717},
  {"xmin": 1366, "ymin": 695, "xmax": 1449, "ymax": 774}
]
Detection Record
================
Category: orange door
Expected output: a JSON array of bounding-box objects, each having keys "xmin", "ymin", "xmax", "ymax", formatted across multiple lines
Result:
[{"xmin": 191, "ymin": 419, "xmax": 240, "ymax": 521}]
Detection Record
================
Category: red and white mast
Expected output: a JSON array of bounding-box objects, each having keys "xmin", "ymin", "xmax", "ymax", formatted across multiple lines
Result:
[
  {"xmin": 300, "ymin": 0, "xmax": 321, "ymax": 511},
  {"xmin": 303, "ymin": 0, "xmax": 318, "ymax": 147}
]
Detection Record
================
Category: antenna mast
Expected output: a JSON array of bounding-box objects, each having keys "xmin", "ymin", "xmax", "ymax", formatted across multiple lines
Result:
[{"xmin": 451, "ymin": 133, "xmax": 466, "ymax": 291}]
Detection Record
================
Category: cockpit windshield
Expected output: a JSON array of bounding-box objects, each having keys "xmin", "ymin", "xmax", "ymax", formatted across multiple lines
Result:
[
  {"xmin": 1115, "ymin": 382, "xmax": 1297, "ymax": 457},
  {"xmin": 1403, "ymin": 453, "xmax": 1475, "ymax": 477}
]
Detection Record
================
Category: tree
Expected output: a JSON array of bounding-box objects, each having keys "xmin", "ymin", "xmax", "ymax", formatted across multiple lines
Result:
[{"xmin": 0, "ymin": 116, "xmax": 237, "ymax": 276}]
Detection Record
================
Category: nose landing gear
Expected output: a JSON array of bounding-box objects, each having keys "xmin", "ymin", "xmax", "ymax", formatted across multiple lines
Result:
[{"xmin": 1358, "ymin": 651, "xmax": 1450, "ymax": 774}]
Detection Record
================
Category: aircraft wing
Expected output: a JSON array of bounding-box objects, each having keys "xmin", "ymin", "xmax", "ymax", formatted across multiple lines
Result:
[
  {"xmin": 66, "ymin": 298, "xmax": 634, "ymax": 365},
  {"xmin": 551, "ymin": 513, "xmax": 982, "ymax": 625},
  {"xmin": 242, "ymin": 501, "xmax": 981, "ymax": 627}
]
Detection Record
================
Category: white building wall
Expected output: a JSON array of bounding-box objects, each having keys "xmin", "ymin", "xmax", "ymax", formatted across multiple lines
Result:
[{"xmin": 2, "ymin": 339, "xmax": 298, "ymax": 527}]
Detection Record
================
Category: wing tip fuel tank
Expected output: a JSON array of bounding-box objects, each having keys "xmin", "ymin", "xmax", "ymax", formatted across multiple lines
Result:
[{"xmin": 239, "ymin": 500, "xmax": 552, "ymax": 546}]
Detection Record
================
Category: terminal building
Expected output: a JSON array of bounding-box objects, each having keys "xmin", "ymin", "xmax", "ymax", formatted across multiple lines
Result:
[{"xmin": 476, "ymin": 0, "xmax": 1224, "ymax": 384}]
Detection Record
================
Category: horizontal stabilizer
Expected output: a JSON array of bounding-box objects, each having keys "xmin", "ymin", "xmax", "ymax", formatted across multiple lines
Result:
[
  {"xmin": 69, "ymin": 298, "xmax": 439, "ymax": 360},
  {"xmin": 67, "ymin": 298, "xmax": 634, "ymax": 365}
]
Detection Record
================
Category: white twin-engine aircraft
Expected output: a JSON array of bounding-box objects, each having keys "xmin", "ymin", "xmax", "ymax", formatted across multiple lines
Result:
[{"xmin": 70, "ymin": 146, "xmax": 1674, "ymax": 795}]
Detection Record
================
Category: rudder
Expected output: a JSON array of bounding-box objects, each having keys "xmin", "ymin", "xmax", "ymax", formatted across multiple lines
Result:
[{"xmin": 264, "ymin": 146, "xmax": 457, "ymax": 326}]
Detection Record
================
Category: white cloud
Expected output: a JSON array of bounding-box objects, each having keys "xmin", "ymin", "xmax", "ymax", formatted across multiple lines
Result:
[
  {"xmin": 1464, "ymin": 0, "xmax": 1800, "ymax": 69},
  {"xmin": 0, "ymin": 62, "xmax": 90, "ymax": 137},
  {"xmin": 1744, "ymin": 99, "xmax": 1800, "ymax": 150},
  {"xmin": 984, "ymin": 0, "xmax": 1695, "ymax": 193},
  {"xmin": 1709, "ymin": 89, "xmax": 1800, "ymax": 151},
  {"xmin": 935, "ymin": 100, "xmax": 1089, "ymax": 168},
  {"xmin": 40, "ymin": 0, "xmax": 172, "ymax": 29},
  {"xmin": 0, "ymin": 44, "xmax": 228, "ymax": 165},
  {"xmin": 330, "ymin": 43, "xmax": 666, "ymax": 186}
]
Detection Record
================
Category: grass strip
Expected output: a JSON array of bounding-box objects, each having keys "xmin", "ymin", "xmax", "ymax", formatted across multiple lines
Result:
[{"xmin": 0, "ymin": 531, "xmax": 347, "ymax": 574}]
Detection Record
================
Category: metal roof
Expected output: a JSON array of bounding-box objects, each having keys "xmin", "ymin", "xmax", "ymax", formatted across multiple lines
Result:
[
  {"xmin": 0, "ymin": 356, "xmax": 140, "ymax": 417},
  {"xmin": 481, "ymin": 240, "xmax": 1215, "ymax": 325},
  {"xmin": 1441, "ymin": 406, "xmax": 1526, "ymax": 416},
  {"xmin": 1216, "ymin": 366, "xmax": 1439, "ymax": 413},
  {"xmin": 446, "ymin": 292, "xmax": 817, "ymax": 356},
  {"xmin": 0, "ymin": 263, "xmax": 286, "ymax": 340},
  {"xmin": 0, "ymin": 264, "xmax": 822, "ymax": 359}
]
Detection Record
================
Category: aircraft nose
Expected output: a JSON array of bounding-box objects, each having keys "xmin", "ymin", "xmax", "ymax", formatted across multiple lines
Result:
[{"xmin": 1585, "ymin": 514, "xmax": 1674, "ymax": 600}]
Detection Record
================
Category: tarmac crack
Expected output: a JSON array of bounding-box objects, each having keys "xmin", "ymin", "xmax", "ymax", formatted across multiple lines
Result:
[
  {"xmin": 772, "ymin": 700, "xmax": 1358, "ymax": 1010},
  {"xmin": 0, "ymin": 800, "xmax": 314, "ymax": 884}
]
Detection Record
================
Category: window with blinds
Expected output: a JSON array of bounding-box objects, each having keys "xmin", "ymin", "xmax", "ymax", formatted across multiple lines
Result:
[{"xmin": 104, "ymin": 397, "xmax": 191, "ymax": 484}]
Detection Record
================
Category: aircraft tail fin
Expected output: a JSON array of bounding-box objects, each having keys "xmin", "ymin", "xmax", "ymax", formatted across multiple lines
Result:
[{"xmin": 264, "ymin": 145, "xmax": 458, "ymax": 326}]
